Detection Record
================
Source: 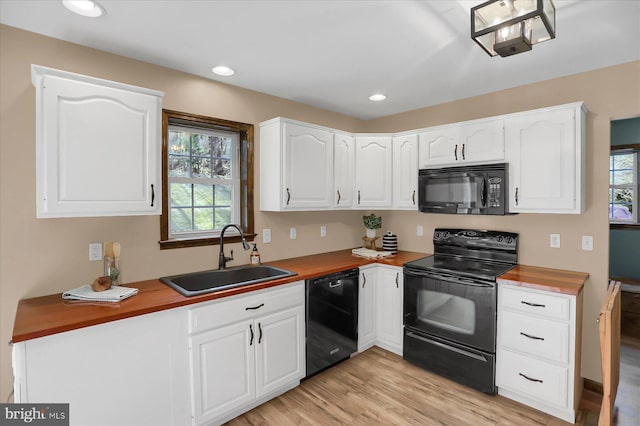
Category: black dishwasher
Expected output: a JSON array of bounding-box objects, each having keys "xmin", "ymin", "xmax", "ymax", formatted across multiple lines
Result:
[{"xmin": 305, "ymin": 268, "xmax": 359, "ymax": 378}]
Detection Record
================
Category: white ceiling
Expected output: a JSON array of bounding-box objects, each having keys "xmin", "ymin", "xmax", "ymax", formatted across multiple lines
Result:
[{"xmin": 1, "ymin": 0, "xmax": 639, "ymax": 120}]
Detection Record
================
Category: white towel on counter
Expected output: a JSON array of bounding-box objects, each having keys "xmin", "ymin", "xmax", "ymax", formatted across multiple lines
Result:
[
  {"xmin": 351, "ymin": 248, "xmax": 394, "ymax": 259},
  {"xmin": 62, "ymin": 284, "xmax": 138, "ymax": 302}
]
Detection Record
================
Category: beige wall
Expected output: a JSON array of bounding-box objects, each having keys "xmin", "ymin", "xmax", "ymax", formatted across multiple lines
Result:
[{"xmin": 1, "ymin": 23, "xmax": 639, "ymax": 401}]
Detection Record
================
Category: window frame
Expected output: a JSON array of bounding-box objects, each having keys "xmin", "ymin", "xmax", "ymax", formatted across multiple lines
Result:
[
  {"xmin": 159, "ymin": 109, "xmax": 255, "ymax": 249},
  {"xmin": 610, "ymin": 144, "xmax": 640, "ymax": 230}
]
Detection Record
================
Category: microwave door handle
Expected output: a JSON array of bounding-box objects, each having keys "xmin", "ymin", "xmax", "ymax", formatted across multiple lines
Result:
[{"xmin": 481, "ymin": 177, "xmax": 487, "ymax": 207}]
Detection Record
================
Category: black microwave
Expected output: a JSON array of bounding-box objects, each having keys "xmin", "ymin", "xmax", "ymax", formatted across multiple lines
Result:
[{"xmin": 418, "ymin": 163, "xmax": 508, "ymax": 215}]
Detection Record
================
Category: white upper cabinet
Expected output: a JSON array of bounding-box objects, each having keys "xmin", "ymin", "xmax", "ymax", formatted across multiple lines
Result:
[
  {"xmin": 334, "ymin": 133, "xmax": 355, "ymax": 208},
  {"xmin": 505, "ymin": 103, "xmax": 586, "ymax": 214},
  {"xmin": 392, "ymin": 134, "xmax": 419, "ymax": 209},
  {"xmin": 355, "ymin": 136, "xmax": 393, "ymax": 208},
  {"xmin": 260, "ymin": 118, "xmax": 334, "ymax": 211},
  {"xmin": 32, "ymin": 65, "xmax": 163, "ymax": 218},
  {"xmin": 419, "ymin": 119, "xmax": 504, "ymax": 168}
]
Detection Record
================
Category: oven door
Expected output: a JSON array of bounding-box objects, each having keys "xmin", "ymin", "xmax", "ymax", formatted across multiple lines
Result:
[{"xmin": 403, "ymin": 267, "xmax": 496, "ymax": 352}]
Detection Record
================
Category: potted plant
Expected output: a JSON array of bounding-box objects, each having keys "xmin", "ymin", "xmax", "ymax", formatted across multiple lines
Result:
[{"xmin": 362, "ymin": 213, "xmax": 382, "ymax": 238}]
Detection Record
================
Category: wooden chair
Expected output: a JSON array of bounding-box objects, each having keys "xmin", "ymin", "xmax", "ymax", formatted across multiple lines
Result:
[{"xmin": 598, "ymin": 280, "xmax": 621, "ymax": 426}]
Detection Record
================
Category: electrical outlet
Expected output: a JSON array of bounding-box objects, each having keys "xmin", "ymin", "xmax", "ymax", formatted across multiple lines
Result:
[
  {"xmin": 582, "ymin": 235, "xmax": 593, "ymax": 251},
  {"xmin": 550, "ymin": 234, "xmax": 561, "ymax": 248},
  {"xmin": 262, "ymin": 228, "xmax": 272, "ymax": 244},
  {"xmin": 417, "ymin": 225, "xmax": 424, "ymax": 237},
  {"xmin": 89, "ymin": 242, "xmax": 103, "ymax": 261},
  {"xmin": 290, "ymin": 227, "xmax": 297, "ymax": 240},
  {"xmin": 320, "ymin": 225, "xmax": 327, "ymax": 237}
]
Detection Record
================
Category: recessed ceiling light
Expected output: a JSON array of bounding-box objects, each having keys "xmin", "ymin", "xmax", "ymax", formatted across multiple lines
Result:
[
  {"xmin": 62, "ymin": 0, "xmax": 105, "ymax": 18},
  {"xmin": 212, "ymin": 66, "xmax": 235, "ymax": 77},
  {"xmin": 369, "ymin": 94, "xmax": 386, "ymax": 102}
]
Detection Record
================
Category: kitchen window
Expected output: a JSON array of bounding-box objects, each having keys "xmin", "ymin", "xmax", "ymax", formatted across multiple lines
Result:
[
  {"xmin": 159, "ymin": 110, "xmax": 255, "ymax": 249},
  {"xmin": 609, "ymin": 150, "xmax": 638, "ymax": 225}
]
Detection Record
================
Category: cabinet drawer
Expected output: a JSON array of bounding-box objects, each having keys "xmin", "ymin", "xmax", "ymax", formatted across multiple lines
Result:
[
  {"xmin": 500, "ymin": 286, "xmax": 570, "ymax": 321},
  {"xmin": 497, "ymin": 349, "xmax": 568, "ymax": 408},
  {"xmin": 189, "ymin": 281, "xmax": 304, "ymax": 334},
  {"xmin": 499, "ymin": 310, "xmax": 569, "ymax": 364}
]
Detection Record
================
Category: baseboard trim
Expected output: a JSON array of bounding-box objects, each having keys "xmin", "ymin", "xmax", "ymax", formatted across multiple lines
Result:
[{"xmin": 583, "ymin": 378, "xmax": 603, "ymax": 395}]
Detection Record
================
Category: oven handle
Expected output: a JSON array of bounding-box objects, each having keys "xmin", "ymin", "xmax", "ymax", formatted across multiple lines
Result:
[
  {"xmin": 404, "ymin": 270, "xmax": 494, "ymax": 288},
  {"xmin": 405, "ymin": 332, "xmax": 489, "ymax": 362}
]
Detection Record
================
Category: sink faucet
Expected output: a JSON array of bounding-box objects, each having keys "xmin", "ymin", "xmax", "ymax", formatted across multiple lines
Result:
[{"xmin": 219, "ymin": 224, "xmax": 251, "ymax": 269}]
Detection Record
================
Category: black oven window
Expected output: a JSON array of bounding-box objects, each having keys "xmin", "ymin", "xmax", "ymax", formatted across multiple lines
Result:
[{"xmin": 417, "ymin": 290, "xmax": 476, "ymax": 335}]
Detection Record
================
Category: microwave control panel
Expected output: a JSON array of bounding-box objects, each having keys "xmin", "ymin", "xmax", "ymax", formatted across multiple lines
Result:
[{"xmin": 488, "ymin": 177, "xmax": 502, "ymax": 207}]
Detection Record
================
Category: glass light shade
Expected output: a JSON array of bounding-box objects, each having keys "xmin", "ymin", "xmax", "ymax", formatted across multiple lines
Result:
[{"xmin": 471, "ymin": 0, "xmax": 555, "ymax": 57}]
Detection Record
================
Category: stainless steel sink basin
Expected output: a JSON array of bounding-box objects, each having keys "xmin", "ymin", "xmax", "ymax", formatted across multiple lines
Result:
[{"xmin": 160, "ymin": 265, "xmax": 297, "ymax": 297}]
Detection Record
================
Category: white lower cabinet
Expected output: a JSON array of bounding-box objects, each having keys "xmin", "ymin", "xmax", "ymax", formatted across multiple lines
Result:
[
  {"xmin": 189, "ymin": 281, "xmax": 305, "ymax": 425},
  {"xmin": 375, "ymin": 265, "xmax": 404, "ymax": 355},
  {"xmin": 496, "ymin": 283, "xmax": 583, "ymax": 423},
  {"xmin": 12, "ymin": 307, "xmax": 192, "ymax": 426},
  {"xmin": 358, "ymin": 265, "xmax": 377, "ymax": 352},
  {"xmin": 358, "ymin": 265, "xmax": 403, "ymax": 356}
]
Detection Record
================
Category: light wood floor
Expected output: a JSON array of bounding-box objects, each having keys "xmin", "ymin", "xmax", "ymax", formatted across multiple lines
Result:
[
  {"xmin": 227, "ymin": 346, "xmax": 598, "ymax": 425},
  {"xmin": 615, "ymin": 338, "xmax": 640, "ymax": 426}
]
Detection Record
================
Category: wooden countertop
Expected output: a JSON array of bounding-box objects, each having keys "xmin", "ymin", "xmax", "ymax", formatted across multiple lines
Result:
[
  {"xmin": 11, "ymin": 249, "xmax": 427, "ymax": 343},
  {"xmin": 497, "ymin": 264, "xmax": 588, "ymax": 296}
]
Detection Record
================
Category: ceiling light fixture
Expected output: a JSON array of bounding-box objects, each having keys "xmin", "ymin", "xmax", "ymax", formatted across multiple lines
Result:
[
  {"xmin": 62, "ymin": 0, "xmax": 105, "ymax": 18},
  {"xmin": 369, "ymin": 94, "xmax": 386, "ymax": 102},
  {"xmin": 211, "ymin": 66, "xmax": 235, "ymax": 76},
  {"xmin": 471, "ymin": 0, "xmax": 556, "ymax": 57}
]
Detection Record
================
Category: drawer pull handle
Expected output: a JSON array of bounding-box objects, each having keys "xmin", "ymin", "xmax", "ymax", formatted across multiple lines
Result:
[
  {"xmin": 395, "ymin": 272, "xmax": 399, "ymax": 288},
  {"xmin": 520, "ymin": 332, "xmax": 544, "ymax": 341},
  {"xmin": 337, "ymin": 190, "xmax": 341, "ymax": 204},
  {"xmin": 519, "ymin": 372, "xmax": 543, "ymax": 383},
  {"xmin": 249, "ymin": 324, "xmax": 254, "ymax": 346},
  {"xmin": 286, "ymin": 188, "xmax": 291, "ymax": 205},
  {"xmin": 521, "ymin": 300, "xmax": 545, "ymax": 308},
  {"xmin": 362, "ymin": 273, "xmax": 367, "ymax": 288},
  {"xmin": 258, "ymin": 322, "xmax": 263, "ymax": 344},
  {"xmin": 245, "ymin": 303, "xmax": 264, "ymax": 311}
]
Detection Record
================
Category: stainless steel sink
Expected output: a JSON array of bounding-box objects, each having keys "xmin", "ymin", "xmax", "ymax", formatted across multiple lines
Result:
[{"xmin": 160, "ymin": 265, "xmax": 297, "ymax": 297}]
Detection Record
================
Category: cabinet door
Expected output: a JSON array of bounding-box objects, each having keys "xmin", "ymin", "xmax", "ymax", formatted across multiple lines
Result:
[
  {"xmin": 190, "ymin": 320, "xmax": 256, "ymax": 425},
  {"xmin": 355, "ymin": 137, "xmax": 393, "ymax": 208},
  {"xmin": 393, "ymin": 134, "xmax": 419, "ymax": 209},
  {"xmin": 460, "ymin": 120, "xmax": 504, "ymax": 163},
  {"xmin": 506, "ymin": 108, "xmax": 578, "ymax": 213},
  {"xmin": 418, "ymin": 127, "xmax": 460, "ymax": 167},
  {"xmin": 283, "ymin": 122, "xmax": 334, "ymax": 209},
  {"xmin": 358, "ymin": 267, "xmax": 377, "ymax": 352},
  {"xmin": 375, "ymin": 266, "xmax": 404, "ymax": 355},
  {"xmin": 35, "ymin": 69, "xmax": 161, "ymax": 217},
  {"xmin": 334, "ymin": 133, "xmax": 355, "ymax": 208},
  {"xmin": 255, "ymin": 305, "xmax": 305, "ymax": 396}
]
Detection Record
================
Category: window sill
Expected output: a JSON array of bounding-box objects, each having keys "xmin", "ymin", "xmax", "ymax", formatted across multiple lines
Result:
[
  {"xmin": 159, "ymin": 233, "xmax": 257, "ymax": 250},
  {"xmin": 610, "ymin": 223, "xmax": 640, "ymax": 230}
]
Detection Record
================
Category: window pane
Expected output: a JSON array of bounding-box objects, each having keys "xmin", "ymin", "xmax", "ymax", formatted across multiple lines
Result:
[
  {"xmin": 169, "ymin": 131, "xmax": 189, "ymax": 155},
  {"xmin": 194, "ymin": 184, "xmax": 213, "ymax": 206},
  {"xmin": 194, "ymin": 208, "xmax": 214, "ymax": 231},
  {"xmin": 171, "ymin": 208, "xmax": 193, "ymax": 232},
  {"xmin": 610, "ymin": 204, "xmax": 633, "ymax": 220},
  {"xmin": 192, "ymin": 134, "xmax": 212, "ymax": 156},
  {"xmin": 171, "ymin": 183, "xmax": 192, "ymax": 207},
  {"xmin": 215, "ymin": 207, "xmax": 232, "ymax": 229},
  {"xmin": 215, "ymin": 185, "xmax": 232, "ymax": 205},
  {"xmin": 612, "ymin": 169, "xmax": 634, "ymax": 185},
  {"xmin": 613, "ymin": 153, "xmax": 634, "ymax": 170},
  {"xmin": 213, "ymin": 136, "xmax": 232, "ymax": 158},
  {"xmin": 613, "ymin": 187, "xmax": 633, "ymax": 204},
  {"xmin": 192, "ymin": 157, "xmax": 212, "ymax": 178},
  {"xmin": 213, "ymin": 158, "xmax": 232, "ymax": 179},
  {"xmin": 169, "ymin": 155, "xmax": 190, "ymax": 177}
]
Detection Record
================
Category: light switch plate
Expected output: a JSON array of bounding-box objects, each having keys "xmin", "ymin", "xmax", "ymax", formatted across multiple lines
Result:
[
  {"xmin": 550, "ymin": 234, "xmax": 561, "ymax": 248},
  {"xmin": 290, "ymin": 227, "xmax": 297, "ymax": 240},
  {"xmin": 89, "ymin": 242, "xmax": 103, "ymax": 261},
  {"xmin": 417, "ymin": 225, "xmax": 424, "ymax": 237},
  {"xmin": 320, "ymin": 225, "xmax": 326, "ymax": 237},
  {"xmin": 262, "ymin": 228, "xmax": 272, "ymax": 244},
  {"xmin": 582, "ymin": 235, "xmax": 593, "ymax": 251}
]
